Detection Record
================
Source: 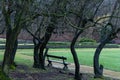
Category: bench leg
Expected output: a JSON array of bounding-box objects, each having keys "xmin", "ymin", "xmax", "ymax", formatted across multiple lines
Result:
[
  {"xmin": 47, "ymin": 61, "xmax": 52, "ymax": 67},
  {"xmin": 63, "ymin": 64, "xmax": 68, "ymax": 70}
]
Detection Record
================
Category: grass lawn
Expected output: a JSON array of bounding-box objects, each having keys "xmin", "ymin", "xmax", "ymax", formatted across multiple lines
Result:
[
  {"xmin": 46, "ymin": 48, "xmax": 120, "ymax": 72},
  {"xmin": 0, "ymin": 48, "xmax": 120, "ymax": 72}
]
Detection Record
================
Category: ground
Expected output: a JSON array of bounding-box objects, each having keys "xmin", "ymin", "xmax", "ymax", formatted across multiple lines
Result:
[
  {"xmin": 9, "ymin": 65, "xmax": 74, "ymax": 80},
  {"xmin": 8, "ymin": 64, "xmax": 120, "ymax": 80}
]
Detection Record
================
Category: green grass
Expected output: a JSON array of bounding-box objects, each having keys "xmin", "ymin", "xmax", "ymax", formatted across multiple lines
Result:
[
  {"xmin": 0, "ymin": 49, "xmax": 34, "ymax": 66},
  {"xmin": 0, "ymin": 50, "xmax": 4, "ymax": 61},
  {"xmin": 0, "ymin": 48, "xmax": 120, "ymax": 72},
  {"xmin": 45, "ymin": 48, "xmax": 120, "ymax": 71},
  {"xmin": 14, "ymin": 49, "xmax": 34, "ymax": 66}
]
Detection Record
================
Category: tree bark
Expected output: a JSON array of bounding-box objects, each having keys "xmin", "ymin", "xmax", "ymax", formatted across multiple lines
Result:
[
  {"xmin": 94, "ymin": 36, "xmax": 112, "ymax": 78},
  {"xmin": 2, "ymin": 32, "xmax": 17, "ymax": 73},
  {"xmin": 70, "ymin": 18, "xmax": 87, "ymax": 80},
  {"xmin": 39, "ymin": 26, "xmax": 55, "ymax": 69},
  {"xmin": 33, "ymin": 38, "xmax": 41, "ymax": 68},
  {"xmin": 10, "ymin": 39, "xmax": 18, "ymax": 66},
  {"xmin": 70, "ymin": 30, "xmax": 83, "ymax": 80},
  {"xmin": 1, "ymin": 0, "xmax": 23, "ymax": 73}
]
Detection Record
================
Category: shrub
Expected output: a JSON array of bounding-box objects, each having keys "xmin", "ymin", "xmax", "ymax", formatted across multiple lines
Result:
[
  {"xmin": 47, "ymin": 42, "xmax": 70, "ymax": 46},
  {"xmin": 79, "ymin": 38, "xmax": 96, "ymax": 43}
]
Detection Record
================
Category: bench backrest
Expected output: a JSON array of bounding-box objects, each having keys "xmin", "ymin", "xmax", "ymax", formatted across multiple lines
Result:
[{"xmin": 47, "ymin": 54, "xmax": 67, "ymax": 60}]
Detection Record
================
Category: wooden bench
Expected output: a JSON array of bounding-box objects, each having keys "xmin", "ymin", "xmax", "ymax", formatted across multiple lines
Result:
[{"xmin": 46, "ymin": 54, "xmax": 69, "ymax": 70}]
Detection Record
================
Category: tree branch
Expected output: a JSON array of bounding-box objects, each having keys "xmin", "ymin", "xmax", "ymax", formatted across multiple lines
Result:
[
  {"xmin": 25, "ymin": 27, "xmax": 41, "ymax": 42},
  {"xmin": 0, "ymin": 27, "xmax": 5, "ymax": 34}
]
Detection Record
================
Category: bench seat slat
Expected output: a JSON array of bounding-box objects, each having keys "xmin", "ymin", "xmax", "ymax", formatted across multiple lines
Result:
[{"xmin": 47, "ymin": 55, "xmax": 67, "ymax": 60}]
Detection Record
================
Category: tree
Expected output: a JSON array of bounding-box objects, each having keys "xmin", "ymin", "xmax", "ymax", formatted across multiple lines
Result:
[
  {"xmin": 1, "ymin": 0, "xmax": 39, "ymax": 75},
  {"xmin": 0, "ymin": 5, "xmax": 5, "ymax": 35},
  {"xmin": 25, "ymin": 17, "xmax": 46, "ymax": 68},
  {"xmin": 93, "ymin": 0, "xmax": 120, "ymax": 78},
  {"xmin": 26, "ymin": 0, "xmax": 67, "ymax": 69},
  {"xmin": 65, "ymin": 0, "xmax": 103, "ymax": 79}
]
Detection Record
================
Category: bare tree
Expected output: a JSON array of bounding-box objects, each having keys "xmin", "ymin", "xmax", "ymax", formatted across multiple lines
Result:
[
  {"xmin": 65, "ymin": 0, "xmax": 104, "ymax": 79},
  {"xmin": 26, "ymin": 0, "xmax": 67, "ymax": 69},
  {"xmin": 26, "ymin": 17, "xmax": 46, "ymax": 68},
  {"xmin": 1, "ymin": 0, "xmax": 40, "ymax": 75},
  {"xmin": 93, "ymin": 0, "xmax": 120, "ymax": 78}
]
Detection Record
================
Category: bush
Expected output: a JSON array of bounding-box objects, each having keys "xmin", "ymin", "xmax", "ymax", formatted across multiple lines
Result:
[
  {"xmin": 80, "ymin": 42, "xmax": 97, "ymax": 46},
  {"xmin": 79, "ymin": 38, "xmax": 97, "ymax": 46},
  {"xmin": 47, "ymin": 42, "xmax": 70, "ymax": 46},
  {"xmin": 79, "ymin": 38, "xmax": 96, "ymax": 43}
]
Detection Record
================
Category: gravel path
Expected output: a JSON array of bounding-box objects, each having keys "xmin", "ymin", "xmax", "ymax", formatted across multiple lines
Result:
[{"xmin": 51, "ymin": 63, "xmax": 120, "ymax": 79}]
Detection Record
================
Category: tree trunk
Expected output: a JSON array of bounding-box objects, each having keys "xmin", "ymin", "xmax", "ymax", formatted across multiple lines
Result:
[
  {"xmin": 70, "ymin": 31, "xmax": 83, "ymax": 80},
  {"xmin": 10, "ymin": 39, "xmax": 18, "ymax": 67},
  {"xmin": 43, "ymin": 47, "xmax": 49, "ymax": 66},
  {"xmin": 39, "ymin": 26, "xmax": 55, "ymax": 69},
  {"xmin": 94, "ymin": 36, "xmax": 112, "ymax": 78},
  {"xmin": 39, "ymin": 46, "xmax": 45, "ymax": 69},
  {"xmin": 2, "ymin": 27, "xmax": 21, "ymax": 74},
  {"xmin": 33, "ymin": 38, "xmax": 40, "ymax": 68},
  {"xmin": 38, "ymin": 16, "xmax": 56, "ymax": 69},
  {"xmin": 70, "ymin": 18, "xmax": 87, "ymax": 80},
  {"xmin": 2, "ymin": 33, "xmax": 17, "ymax": 74}
]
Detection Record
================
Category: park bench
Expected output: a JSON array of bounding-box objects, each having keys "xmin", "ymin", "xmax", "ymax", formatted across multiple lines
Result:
[{"xmin": 46, "ymin": 54, "xmax": 69, "ymax": 70}]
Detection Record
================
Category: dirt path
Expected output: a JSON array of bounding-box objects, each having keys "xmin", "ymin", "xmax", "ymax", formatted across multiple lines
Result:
[
  {"xmin": 51, "ymin": 63, "xmax": 120, "ymax": 79},
  {"xmin": 78, "ymin": 65, "xmax": 120, "ymax": 79},
  {"xmin": 15, "ymin": 53, "xmax": 120, "ymax": 79}
]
